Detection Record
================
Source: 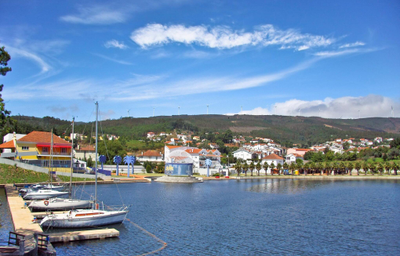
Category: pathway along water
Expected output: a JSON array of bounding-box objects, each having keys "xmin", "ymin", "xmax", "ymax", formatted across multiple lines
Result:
[{"xmin": 4, "ymin": 179, "xmax": 400, "ymax": 255}]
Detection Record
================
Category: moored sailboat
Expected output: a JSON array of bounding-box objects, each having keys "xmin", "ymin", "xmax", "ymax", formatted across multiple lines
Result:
[
  {"xmin": 23, "ymin": 189, "xmax": 68, "ymax": 200},
  {"xmin": 40, "ymin": 102, "xmax": 129, "ymax": 228},
  {"xmin": 29, "ymin": 117, "xmax": 92, "ymax": 211}
]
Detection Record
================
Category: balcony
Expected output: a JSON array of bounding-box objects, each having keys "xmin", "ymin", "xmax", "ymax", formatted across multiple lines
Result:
[{"xmin": 38, "ymin": 151, "xmax": 71, "ymax": 157}]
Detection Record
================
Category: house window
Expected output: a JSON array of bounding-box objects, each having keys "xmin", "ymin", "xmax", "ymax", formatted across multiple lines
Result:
[
  {"xmin": 22, "ymin": 146, "xmax": 29, "ymax": 150},
  {"xmin": 61, "ymin": 148, "xmax": 67, "ymax": 154},
  {"xmin": 42, "ymin": 147, "xmax": 49, "ymax": 153}
]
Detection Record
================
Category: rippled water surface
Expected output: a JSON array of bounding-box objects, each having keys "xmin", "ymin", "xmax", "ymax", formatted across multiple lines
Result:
[
  {"xmin": 0, "ymin": 188, "xmax": 14, "ymax": 245},
  {"xmin": 6, "ymin": 179, "xmax": 400, "ymax": 255}
]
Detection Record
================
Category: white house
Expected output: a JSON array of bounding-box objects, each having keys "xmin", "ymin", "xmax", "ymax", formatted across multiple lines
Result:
[
  {"xmin": 233, "ymin": 148, "xmax": 252, "ymax": 161},
  {"xmin": 137, "ymin": 150, "xmax": 163, "ymax": 163},
  {"xmin": 262, "ymin": 153, "xmax": 284, "ymax": 174},
  {"xmin": 74, "ymin": 144, "xmax": 98, "ymax": 161}
]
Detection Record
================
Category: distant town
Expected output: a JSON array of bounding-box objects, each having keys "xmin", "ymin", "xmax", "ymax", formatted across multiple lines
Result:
[{"xmin": 1, "ymin": 128, "xmax": 398, "ymax": 176}]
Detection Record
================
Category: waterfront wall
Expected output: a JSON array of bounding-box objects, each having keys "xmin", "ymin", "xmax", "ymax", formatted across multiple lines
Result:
[{"xmin": 0, "ymin": 157, "xmax": 107, "ymax": 180}]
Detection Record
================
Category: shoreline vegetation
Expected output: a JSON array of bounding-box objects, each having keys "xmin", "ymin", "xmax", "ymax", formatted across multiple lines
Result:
[{"xmin": 1, "ymin": 163, "xmax": 399, "ymax": 187}]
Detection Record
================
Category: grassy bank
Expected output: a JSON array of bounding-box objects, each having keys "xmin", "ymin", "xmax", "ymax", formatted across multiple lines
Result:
[
  {"xmin": 57, "ymin": 175, "xmax": 96, "ymax": 182},
  {"xmin": 0, "ymin": 164, "xmax": 50, "ymax": 184}
]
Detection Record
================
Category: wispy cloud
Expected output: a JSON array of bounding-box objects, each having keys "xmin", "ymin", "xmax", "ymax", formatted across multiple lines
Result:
[
  {"xmin": 4, "ymin": 78, "xmax": 97, "ymax": 100},
  {"xmin": 104, "ymin": 40, "xmax": 128, "ymax": 49},
  {"xmin": 236, "ymin": 95, "xmax": 399, "ymax": 118},
  {"xmin": 130, "ymin": 24, "xmax": 335, "ymax": 50},
  {"xmin": 314, "ymin": 47, "xmax": 380, "ymax": 58},
  {"xmin": 339, "ymin": 41, "xmax": 365, "ymax": 49},
  {"xmin": 60, "ymin": 5, "xmax": 130, "ymax": 25},
  {"xmin": 4, "ymin": 45, "xmax": 51, "ymax": 73},
  {"xmin": 92, "ymin": 53, "xmax": 133, "ymax": 65},
  {"xmin": 109, "ymin": 58, "xmax": 318, "ymax": 101}
]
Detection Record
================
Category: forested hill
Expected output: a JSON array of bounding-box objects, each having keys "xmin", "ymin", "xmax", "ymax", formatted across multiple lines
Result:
[{"xmin": 12, "ymin": 115, "xmax": 400, "ymax": 146}]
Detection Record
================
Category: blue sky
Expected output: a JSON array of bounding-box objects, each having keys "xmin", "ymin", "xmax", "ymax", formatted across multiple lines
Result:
[{"xmin": 1, "ymin": 0, "xmax": 399, "ymax": 121}]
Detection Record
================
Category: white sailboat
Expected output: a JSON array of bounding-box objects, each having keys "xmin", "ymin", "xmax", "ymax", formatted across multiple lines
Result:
[
  {"xmin": 40, "ymin": 102, "xmax": 129, "ymax": 228},
  {"xmin": 29, "ymin": 117, "xmax": 93, "ymax": 211},
  {"xmin": 28, "ymin": 197, "xmax": 92, "ymax": 211},
  {"xmin": 23, "ymin": 189, "xmax": 68, "ymax": 200}
]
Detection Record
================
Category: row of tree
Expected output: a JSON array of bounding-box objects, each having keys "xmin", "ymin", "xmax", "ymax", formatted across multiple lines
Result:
[{"xmin": 232, "ymin": 160, "xmax": 399, "ymax": 176}]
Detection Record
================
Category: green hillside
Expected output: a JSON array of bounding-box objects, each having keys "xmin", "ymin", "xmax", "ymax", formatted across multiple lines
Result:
[{"xmin": 12, "ymin": 115, "xmax": 400, "ymax": 146}]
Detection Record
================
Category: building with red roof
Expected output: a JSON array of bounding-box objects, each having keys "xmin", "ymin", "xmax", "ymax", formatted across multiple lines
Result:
[{"xmin": 0, "ymin": 131, "xmax": 73, "ymax": 173}]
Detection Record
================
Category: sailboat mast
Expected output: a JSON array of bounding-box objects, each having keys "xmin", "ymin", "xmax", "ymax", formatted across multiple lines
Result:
[
  {"xmin": 69, "ymin": 117, "xmax": 75, "ymax": 198},
  {"xmin": 95, "ymin": 102, "xmax": 98, "ymax": 206},
  {"xmin": 50, "ymin": 128, "xmax": 53, "ymax": 185}
]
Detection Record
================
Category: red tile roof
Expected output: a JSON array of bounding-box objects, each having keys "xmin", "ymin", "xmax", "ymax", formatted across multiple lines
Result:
[
  {"xmin": 0, "ymin": 140, "xmax": 15, "ymax": 149},
  {"xmin": 140, "ymin": 150, "xmax": 162, "ymax": 157},
  {"xmin": 185, "ymin": 148, "xmax": 202, "ymax": 154},
  {"xmin": 77, "ymin": 145, "xmax": 95, "ymax": 151},
  {"xmin": 262, "ymin": 153, "xmax": 284, "ymax": 160},
  {"xmin": 166, "ymin": 145, "xmax": 181, "ymax": 149},
  {"xmin": 18, "ymin": 131, "xmax": 70, "ymax": 145}
]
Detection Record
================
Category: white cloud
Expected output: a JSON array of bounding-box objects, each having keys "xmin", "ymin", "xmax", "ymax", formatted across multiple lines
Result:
[
  {"xmin": 130, "ymin": 24, "xmax": 335, "ymax": 50},
  {"xmin": 60, "ymin": 5, "xmax": 129, "ymax": 25},
  {"xmin": 104, "ymin": 40, "xmax": 128, "ymax": 49},
  {"xmin": 314, "ymin": 49, "xmax": 361, "ymax": 57},
  {"xmin": 315, "ymin": 47, "xmax": 380, "ymax": 58},
  {"xmin": 4, "ymin": 45, "xmax": 51, "ymax": 73},
  {"xmin": 339, "ymin": 41, "xmax": 365, "ymax": 49},
  {"xmin": 108, "ymin": 58, "xmax": 317, "ymax": 101},
  {"xmin": 237, "ymin": 95, "xmax": 399, "ymax": 118},
  {"xmin": 92, "ymin": 53, "xmax": 133, "ymax": 65}
]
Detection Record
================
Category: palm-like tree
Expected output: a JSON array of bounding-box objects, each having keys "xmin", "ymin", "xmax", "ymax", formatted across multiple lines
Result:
[
  {"xmin": 392, "ymin": 162, "xmax": 399, "ymax": 175},
  {"xmin": 324, "ymin": 162, "xmax": 332, "ymax": 175},
  {"xmin": 309, "ymin": 162, "xmax": 316, "ymax": 176},
  {"xmin": 361, "ymin": 161, "xmax": 369, "ymax": 175},
  {"xmin": 369, "ymin": 162, "xmax": 376, "ymax": 175},
  {"xmin": 269, "ymin": 162, "xmax": 275, "ymax": 176},
  {"xmin": 304, "ymin": 162, "xmax": 310, "ymax": 176},
  {"xmin": 283, "ymin": 162, "xmax": 289, "ymax": 175},
  {"xmin": 384, "ymin": 161, "xmax": 392, "ymax": 175},
  {"xmin": 256, "ymin": 161, "xmax": 262, "ymax": 176},
  {"xmin": 263, "ymin": 162, "xmax": 269, "ymax": 176},
  {"xmin": 277, "ymin": 163, "xmax": 282, "ymax": 176},
  {"xmin": 315, "ymin": 162, "xmax": 322, "ymax": 175},
  {"xmin": 289, "ymin": 162, "xmax": 296, "ymax": 175},
  {"xmin": 296, "ymin": 161, "xmax": 303, "ymax": 175},
  {"xmin": 250, "ymin": 161, "xmax": 255, "ymax": 176},
  {"xmin": 339, "ymin": 162, "xmax": 346, "ymax": 175},
  {"xmin": 377, "ymin": 162, "xmax": 384, "ymax": 175},
  {"xmin": 332, "ymin": 162, "xmax": 339, "ymax": 176},
  {"xmin": 234, "ymin": 161, "xmax": 242, "ymax": 177},
  {"xmin": 354, "ymin": 161, "xmax": 361, "ymax": 176},
  {"xmin": 347, "ymin": 162, "xmax": 354, "ymax": 176},
  {"xmin": 243, "ymin": 162, "xmax": 249, "ymax": 176}
]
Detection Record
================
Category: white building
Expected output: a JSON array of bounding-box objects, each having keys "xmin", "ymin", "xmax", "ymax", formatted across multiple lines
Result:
[
  {"xmin": 233, "ymin": 148, "xmax": 252, "ymax": 161},
  {"xmin": 137, "ymin": 150, "xmax": 163, "ymax": 163}
]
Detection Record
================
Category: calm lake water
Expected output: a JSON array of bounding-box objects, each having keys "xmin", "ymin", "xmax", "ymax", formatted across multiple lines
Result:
[{"xmin": 2, "ymin": 179, "xmax": 400, "ymax": 255}]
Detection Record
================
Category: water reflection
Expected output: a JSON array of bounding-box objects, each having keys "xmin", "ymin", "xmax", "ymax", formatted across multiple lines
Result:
[
  {"xmin": 247, "ymin": 179, "xmax": 334, "ymax": 194},
  {"xmin": 3, "ymin": 180, "xmax": 400, "ymax": 255}
]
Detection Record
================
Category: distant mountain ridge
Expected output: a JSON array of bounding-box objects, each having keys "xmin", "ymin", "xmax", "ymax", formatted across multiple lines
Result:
[{"xmin": 12, "ymin": 115, "xmax": 400, "ymax": 146}]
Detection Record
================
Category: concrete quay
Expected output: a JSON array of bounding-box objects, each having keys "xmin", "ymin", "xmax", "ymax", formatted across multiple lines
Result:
[
  {"xmin": 4, "ymin": 185, "xmax": 121, "ymax": 255},
  {"xmin": 5, "ymin": 185, "xmax": 56, "ymax": 255}
]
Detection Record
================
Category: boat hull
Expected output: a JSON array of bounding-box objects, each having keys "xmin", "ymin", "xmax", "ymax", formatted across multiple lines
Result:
[
  {"xmin": 23, "ymin": 190, "xmax": 69, "ymax": 200},
  {"xmin": 40, "ymin": 210, "xmax": 128, "ymax": 228},
  {"xmin": 28, "ymin": 198, "xmax": 92, "ymax": 211}
]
